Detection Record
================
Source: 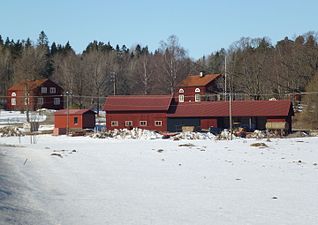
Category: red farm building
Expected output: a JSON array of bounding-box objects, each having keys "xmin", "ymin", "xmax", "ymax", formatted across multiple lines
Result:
[
  {"xmin": 7, "ymin": 79, "xmax": 64, "ymax": 111},
  {"xmin": 176, "ymin": 73, "xmax": 223, "ymax": 103},
  {"xmin": 167, "ymin": 100, "xmax": 294, "ymax": 132},
  {"xmin": 104, "ymin": 95, "xmax": 173, "ymax": 132},
  {"xmin": 104, "ymin": 73, "xmax": 294, "ymax": 133},
  {"xmin": 54, "ymin": 109, "xmax": 96, "ymax": 130}
]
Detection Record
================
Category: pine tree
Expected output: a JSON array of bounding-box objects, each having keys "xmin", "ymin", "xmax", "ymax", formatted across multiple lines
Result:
[{"xmin": 50, "ymin": 42, "xmax": 58, "ymax": 55}]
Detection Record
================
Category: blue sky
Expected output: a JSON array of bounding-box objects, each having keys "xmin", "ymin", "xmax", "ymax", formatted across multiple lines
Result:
[{"xmin": 1, "ymin": 0, "xmax": 317, "ymax": 59}]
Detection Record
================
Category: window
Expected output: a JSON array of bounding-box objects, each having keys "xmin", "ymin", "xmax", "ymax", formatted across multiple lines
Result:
[
  {"xmin": 125, "ymin": 121, "xmax": 133, "ymax": 127},
  {"xmin": 111, "ymin": 121, "xmax": 118, "ymax": 127},
  {"xmin": 179, "ymin": 88, "xmax": 184, "ymax": 93},
  {"xmin": 37, "ymin": 97, "xmax": 44, "ymax": 105},
  {"xmin": 139, "ymin": 121, "xmax": 147, "ymax": 126},
  {"xmin": 155, "ymin": 121, "xmax": 162, "ymax": 126},
  {"xmin": 179, "ymin": 95, "xmax": 184, "ymax": 102},
  {"xmin": 11, "ymin": 98, "xmax": 16, "ymax": 106},
  {"xmin": 50, "ymin": 87, "xmax": 56, "ymax": 94},
  {"xmin": 195, "ymin": 88, "xmax": 200, "ymax": 93},
  {"xmin": 74, "ymin": 117, "xmax": 78, "ymax": 125},
  {"xmin": 41, "ymin": 87, "xmax": 47, "ymax": 94},
  {"xmin": 11, "ymin": 92, "xmax": 16, "ymax": 106},
  {"xmin": 54, "ymin": 98, "xmax": 60, "ymax": 105},
  {"xmin": 195, "ymin": 94, "xmax": 201, "ymax": 102}
]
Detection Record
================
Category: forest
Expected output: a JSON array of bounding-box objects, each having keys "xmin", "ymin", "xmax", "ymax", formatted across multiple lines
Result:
[{"xmin": 1, "ymin": 31, "xmax": 318, "ymax": 127}]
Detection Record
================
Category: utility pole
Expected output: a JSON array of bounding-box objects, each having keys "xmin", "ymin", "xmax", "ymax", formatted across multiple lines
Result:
[
  {"xmin": 225, "ymin": 55, "xmax": 233, "ymax": 140},
  {"xmin": 224, "ymin": 56, "xmax": 227, "ymax": 101},
  {"xmin": 111, "ymin": 72, "xmax": 116, "ymax": 96},
  {"xmin": 24, "ymin": 81, "xmax": 30, "ymax": 123},
  {"xmin": 66, "ymin": 91, "xmax": 69, "ymax": 135}
]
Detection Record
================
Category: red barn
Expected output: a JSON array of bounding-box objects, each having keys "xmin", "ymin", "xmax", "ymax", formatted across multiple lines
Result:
[
  {"xmin": 103, "ymin": 73, "xmax": 294, "ymax": 133},
  {"xmin": 7, "ymin": 79, "xmax": 64, "ymax": 111},
  {"xmin": 104, "ymin": 95, "xmax": 173, "ymax": 132},
  {"xmin": 54, "ymin": 109, "xmax": 96, "ymax": 130},
  {"xmin": 176, "ymin": 73, "xmax": 223, "ymax": 103},
  {"xmin": 167, "ymin": 100, "xmax": 294, "ymax": 132}
]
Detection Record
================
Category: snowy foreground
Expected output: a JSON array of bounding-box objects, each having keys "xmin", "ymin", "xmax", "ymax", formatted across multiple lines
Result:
[{"xmin": 1, "ymin": 135, "xmax": 318, "ymax": 225}]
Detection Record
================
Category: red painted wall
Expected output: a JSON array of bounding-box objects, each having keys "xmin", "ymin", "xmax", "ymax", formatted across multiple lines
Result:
[
  {"xmin": 176, "ymin": 86, "xmax": 206, "ymax": 103},
  {"xmin": 200, "ymin": 118, "xmax": 218, "ymax": 129},
  {"xmin": 55, "ymin": 113, "xmax": 95, "ymax": 129},
  {"xmin": 106, "ymin": 111, "xmax": 167, "ymax": 132},
  {"xmin": 6, "ymin": 80, "xmax": 64, "ymax": 111}
]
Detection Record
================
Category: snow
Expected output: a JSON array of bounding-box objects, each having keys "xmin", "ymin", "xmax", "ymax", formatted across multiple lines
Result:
[
  {"xmin": 0, "ymin": 110, "xmax": 46, "ymax": 125},
  {"xmin": 1, "ymin": 135, "xmax": 318, "ymax": 225}
]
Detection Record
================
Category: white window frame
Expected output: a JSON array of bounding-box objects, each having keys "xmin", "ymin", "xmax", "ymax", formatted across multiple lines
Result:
[
  {"xmin": 179, "ymin": 94, "xmax": 184, "ymax": 102},
  {"xmin": 139, "ymin": 121, "xmax": 147, "ymax": 126},
  {"xmin": 111, "ymin": 121, "xmax": 118, "ymax": 127},
  {"xmin": 179, "ymin": 88, "xmax": 184, "ymax": 93},
  {"xmin": 50, "ymin": 87, "xmax": 56, "ymax": 94},
  {"xmin": 11, "ymin": 92, "xmax": 16, "ymax": 106},
  {"xmin": 195, "ymin": 94, "xmax": 201, "ymax": 102},
  {"xmin": 155, "ymin": 121, "xmax": 162, "ymax": 126},
  {"xmin": 54, "ymin": 98, "xmax": 60, "ymax": 105},
  {"xmin": 195, "ymin": 88, "xmax": 200, "ymax": 93},
  {"xmin": 11, "ymin": 98, "xmax": 16, "ymax": 106},
  {"xmin": 125, "ymin": 121, "xmax": 133, "ymax": 127},
  {"xmin": 41, "ymin": 87, "xmax": 47, "ymax": 94},
  {"xmin": 37, "ymin": 97, "xmax": 44, "ymax": 105},
  {"xmin": 74, "ymin": 117, "xmax": 78, "ymax": 125}
]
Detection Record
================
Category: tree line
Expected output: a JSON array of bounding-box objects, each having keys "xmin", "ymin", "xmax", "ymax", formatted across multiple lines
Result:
[{"xmin": 1, "ymin": 31, "xmax": 318, "ymax": 127}]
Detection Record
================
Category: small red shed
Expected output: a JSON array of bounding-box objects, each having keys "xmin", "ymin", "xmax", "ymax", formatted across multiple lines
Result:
[
  {"xmin": 54, "ymin": 109, "xmax": 96, "ymax": 130},
  {"xmin": 104, "ymin": 95, "xmax": 173, "ymax": 132}
]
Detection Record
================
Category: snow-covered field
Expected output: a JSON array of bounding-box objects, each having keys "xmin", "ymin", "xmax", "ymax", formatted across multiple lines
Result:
[{"xmin": 1, "ymin": 135, "xmax": 318, "ymax": 225}]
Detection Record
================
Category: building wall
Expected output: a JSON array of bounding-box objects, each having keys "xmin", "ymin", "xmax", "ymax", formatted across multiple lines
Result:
[
  {"xmin": 55, "ymin": 114, "xmax": 84, "ymax": 129},
  {"xmin": 200, "ymin": 118, "xmax": 218, "ymax": 129},
  {"xmin": 106, "ymin": 111, "xmax": 167, "ymax": 132},
  {"xmin": 176, "ymin": 86, "xmax": 206, "ymax": 103},
  {"xmin": 6, "ymin": 80, "xmax": 64, "ymax": 111},
  {"xmin": 82, "ymin": 113, "xmax": 96, "ymax": 129}
]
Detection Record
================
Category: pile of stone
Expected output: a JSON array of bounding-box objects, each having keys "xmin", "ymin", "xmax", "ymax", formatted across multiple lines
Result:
[
  {"xmin": 172, "ymin": 132, "xmax": 215, "ymax": 140},
  {"xmin": 0, "ymin": 126, "xmax": 24, "ymax": 137},
  {"xmin": 90, "ymin": 128, "xmax": 163, "ymax": 140}
]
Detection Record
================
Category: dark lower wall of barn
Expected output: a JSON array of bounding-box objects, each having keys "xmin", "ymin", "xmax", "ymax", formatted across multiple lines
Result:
[{"xmin": 167, "ymin": 117, "xmax": 218, "ymax": 132}]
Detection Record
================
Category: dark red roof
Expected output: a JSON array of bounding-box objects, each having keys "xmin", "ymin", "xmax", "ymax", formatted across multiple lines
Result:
[
  {"xmin": 54, "ymin": 109, "xmax": 95, "ymax": 116},
  {"xmin": 177, "ymin": 74, "xmax": 222, "ymax": 87},
  {"xmin": 168, "ymin": 100, "xmax": 293, "ymax": 117},
  {"xmin": 104, "ymin": 95, "xmax": 173, "ymax": 112},
  {"xmin": 8, "ymin": 79, "xmax": 48, "ymax": 91}
]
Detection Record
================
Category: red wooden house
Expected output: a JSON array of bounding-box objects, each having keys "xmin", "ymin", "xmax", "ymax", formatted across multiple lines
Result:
[
  {"xmin": 7, "ymin": 79, "xmax": 64, "ymax": 111},
  {"xmin": 54, "ymin": 109, "xmax": 96, "ymax": 130},
  {"xmin": 104, "ymin": 95, "xmax": 173, "ymax": 132},
  {"xmin": 176, "ymin": 73, "xmax": 223, "ymax": 103}
]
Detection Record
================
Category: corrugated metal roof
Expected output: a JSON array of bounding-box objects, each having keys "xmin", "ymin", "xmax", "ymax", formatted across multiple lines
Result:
[
  {"xmin": 104, "ymin": 95, "xmax": 173, "ymax": 112},
  {"xmin": 168, "ymin": 100, "xmax": 293, "ymax": 117},
  {"xmin": 8, "ymin": 79, "xmax": 49, "ymax": 91},
  {"xmin": 177, "ymin": 74, "xmax": 222, "ymax": 87},
  {"xmin": 54, "ymin": 109, "xmax": 95, "ymax": 115}
]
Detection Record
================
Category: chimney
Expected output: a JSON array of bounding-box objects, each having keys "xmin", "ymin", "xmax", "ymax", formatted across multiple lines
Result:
[{"xmin": 199, "ymin": 71, "xmax": 204, "ymax": 77}]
